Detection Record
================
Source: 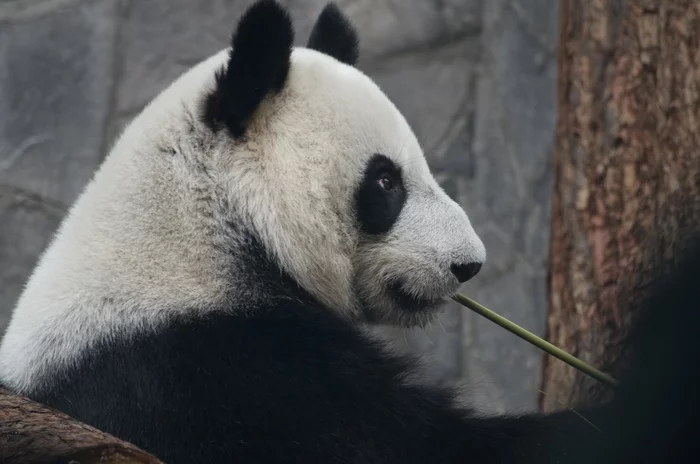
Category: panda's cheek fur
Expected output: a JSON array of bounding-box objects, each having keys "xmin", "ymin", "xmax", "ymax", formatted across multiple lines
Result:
[
  {"xmin": 351, "ymin": 237, "xmax": 454, "ymax": 326},
  {"xmin": 356, "ymin": 243, "xmax": 450, "ymax": 297}
]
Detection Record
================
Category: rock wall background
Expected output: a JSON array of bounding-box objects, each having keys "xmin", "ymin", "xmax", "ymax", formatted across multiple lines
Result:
[{"xmin": 0, "ymin": 0, "xmax": 559, "ymax": 413}]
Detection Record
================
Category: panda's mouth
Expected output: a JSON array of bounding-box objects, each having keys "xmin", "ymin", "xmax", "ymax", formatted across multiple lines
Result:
[{"xmin": 387, "ymin": 281, "xmax": 445, "ymax": 312}]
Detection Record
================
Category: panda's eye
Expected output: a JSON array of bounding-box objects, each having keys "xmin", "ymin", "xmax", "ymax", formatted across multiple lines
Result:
[
  {"xmin": 356, "ymin": 154, "xmax": 407, "ymax": 235},
  {"xmin": 377, "ymin": 175, "xmax": 394, "ymax": 191}
]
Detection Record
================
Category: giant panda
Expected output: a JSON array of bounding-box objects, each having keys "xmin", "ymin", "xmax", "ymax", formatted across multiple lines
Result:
[{"xmin": 0, "ymin": 1, "xmax": 698, "ymax": 463}]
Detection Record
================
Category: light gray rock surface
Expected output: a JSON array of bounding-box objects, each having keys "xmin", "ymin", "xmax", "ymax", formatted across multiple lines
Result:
[{"xmin": 0, "ymin": 0, "xmax": 559, "ymax": 412}]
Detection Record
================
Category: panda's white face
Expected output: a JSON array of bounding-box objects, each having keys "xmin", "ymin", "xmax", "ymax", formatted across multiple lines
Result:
[{"xmin": 238, "ymin": 47, "xmax": 485, "ymax": 326}]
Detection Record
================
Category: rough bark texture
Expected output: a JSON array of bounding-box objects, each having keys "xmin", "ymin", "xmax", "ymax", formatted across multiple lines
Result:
[
  {"xmin": 542, "ymin": 0, "xmax": 700, "ymax": 412},
  {"xmin": 0, "ymin": 388, "xmax": 162, "ymax": 464}
]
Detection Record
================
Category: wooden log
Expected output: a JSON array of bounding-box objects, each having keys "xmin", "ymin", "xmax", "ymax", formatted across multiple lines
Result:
[{"xmin": 0, "ymin": 388, "xmax": 163, "ymax": 464}]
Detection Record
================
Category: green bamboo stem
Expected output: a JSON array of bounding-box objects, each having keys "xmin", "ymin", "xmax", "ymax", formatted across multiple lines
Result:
[{"xmin": 452, "ymin": 293, "xmax": 619, "ymax": 388}]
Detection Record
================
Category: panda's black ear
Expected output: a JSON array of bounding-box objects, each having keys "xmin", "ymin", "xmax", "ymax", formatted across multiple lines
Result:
[
  {"xmin": 307, "ymin": 3, "xmax": 359, "ymax": 66},
  {"xmin": 203, "ymin": 0, "xmax": 294, "ymax": 137}
]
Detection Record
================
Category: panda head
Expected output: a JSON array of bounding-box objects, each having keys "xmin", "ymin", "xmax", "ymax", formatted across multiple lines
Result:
[
  {"xmin": 190, "ymin": 0, "xmax": 485, "ymax": 327},
  {"xmin": 10, "ymin": 1, "xmax": 484, "ymax": 338}
]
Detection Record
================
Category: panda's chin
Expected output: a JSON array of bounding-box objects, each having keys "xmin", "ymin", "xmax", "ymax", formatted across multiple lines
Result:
[{"xmin": 357, "ymin": 281, "xmax": 449, "ymax": 328}]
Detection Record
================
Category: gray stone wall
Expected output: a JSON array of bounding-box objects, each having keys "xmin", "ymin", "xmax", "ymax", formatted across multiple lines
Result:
[{"xmin": 0, "ymin": 0, "xmax": 558, "ymax": 413}]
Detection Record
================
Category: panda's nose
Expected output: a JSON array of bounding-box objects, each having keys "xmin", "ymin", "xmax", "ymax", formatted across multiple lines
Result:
[{"xmin": 450, "ymin": 262, "xmax": 482, "ymax": 283}]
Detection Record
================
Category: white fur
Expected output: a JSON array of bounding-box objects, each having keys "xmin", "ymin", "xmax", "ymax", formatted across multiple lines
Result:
[{"xmin": 0, "ymin": 47, "xmax": 485, "ymax": 393}]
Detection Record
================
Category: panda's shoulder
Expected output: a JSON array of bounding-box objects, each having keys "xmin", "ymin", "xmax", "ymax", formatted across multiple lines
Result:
[{"xmin": 30, "ymin": 298, "xmax": 465, "ymax": 461}]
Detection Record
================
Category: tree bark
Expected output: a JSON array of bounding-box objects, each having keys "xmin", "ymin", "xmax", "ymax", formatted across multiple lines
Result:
[
  {"xmin": 542, "ymin": 0, "xmax": 700, "ymax": 412},
  {"xmin": 0, "ymin": 388, "xmax": 162, "ymax": 464}
]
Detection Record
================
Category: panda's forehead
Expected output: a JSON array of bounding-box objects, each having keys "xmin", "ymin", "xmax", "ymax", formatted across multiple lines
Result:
[{"xmin": 285, "ymin": 48, "xmax": 433, "ymax": 185}]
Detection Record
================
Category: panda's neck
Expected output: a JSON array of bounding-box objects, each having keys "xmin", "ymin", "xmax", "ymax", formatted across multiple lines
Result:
[{"xmin": 0, "ymin": 146, "xmax": 316, "ymax": 393}]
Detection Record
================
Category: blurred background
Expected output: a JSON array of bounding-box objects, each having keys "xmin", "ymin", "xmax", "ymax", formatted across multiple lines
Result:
[{"xmin": 0, "ymin": 0, "xmax": 558, "ymax": 413}]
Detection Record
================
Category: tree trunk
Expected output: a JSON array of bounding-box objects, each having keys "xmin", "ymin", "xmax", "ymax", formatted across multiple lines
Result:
[
  {"xmin": 541, "ymin": 0, "xmax": 700, "ymax": 412},
  {"xmin": 0, "ymin": 388, "xmax": 162, "ymax": 464}
]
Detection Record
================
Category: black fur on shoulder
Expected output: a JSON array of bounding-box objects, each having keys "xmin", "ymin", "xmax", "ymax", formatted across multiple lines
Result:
[
  {"xmin": 28, "ymin": 297, "xmax": 604, "ymax": 464},
  {"xmin": 307, "ymin": 3, "xmax": 359, "ymax": 66},
  {"xmin": 203, "ymin": 0, "xmax": 293, "ymax": 137}
]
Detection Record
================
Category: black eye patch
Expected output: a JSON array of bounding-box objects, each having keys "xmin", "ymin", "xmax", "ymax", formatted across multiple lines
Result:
[{"xmin": 355, "ymin": 154, "xmax": 407, "ymax": 235}]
